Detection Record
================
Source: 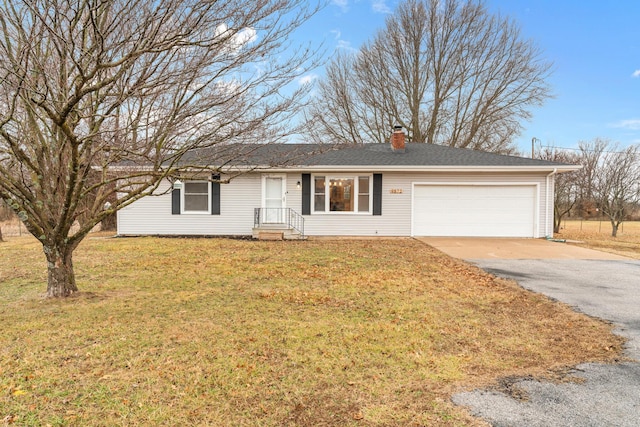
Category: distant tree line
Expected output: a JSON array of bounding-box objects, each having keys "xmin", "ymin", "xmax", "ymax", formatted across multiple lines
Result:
[{"xmin": 538, "ymin": 139, "xmax": 640, "ymax": 237}]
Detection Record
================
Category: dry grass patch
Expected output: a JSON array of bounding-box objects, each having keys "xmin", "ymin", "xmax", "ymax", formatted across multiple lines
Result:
[
  {"xmin": 556, "ymin": 220, "xmax": 640, "ymax": 259},
  {"xmin": 0, "ymin": 236, "xmax": 624, "ymax": 426}
]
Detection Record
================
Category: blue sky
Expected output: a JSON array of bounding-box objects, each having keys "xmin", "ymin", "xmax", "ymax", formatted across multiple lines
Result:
[{"xmin": 297, "ymin": 0, "xmax": 640, "ymax": 154}]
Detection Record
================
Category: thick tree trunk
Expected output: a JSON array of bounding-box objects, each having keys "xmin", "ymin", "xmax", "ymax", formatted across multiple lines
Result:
[
  {"xmin": 43, "ymin": 244, "xmax": 77, "ymax": 297},
  {"xmin": 0, "ymin": 226, "xmax": 4, "ymax": 242},
  {"xmin": 554, "ymin": 208, "xmax": 562, "ymax": 234},
  {"xmin": 611, "ymin": 222, "xmax": 619, "ymax": 238}
]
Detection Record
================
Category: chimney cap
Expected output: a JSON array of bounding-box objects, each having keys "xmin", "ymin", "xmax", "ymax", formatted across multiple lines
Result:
[{"xmin": 393, "ymin": 125, "xmax": 403, "ymax": 131}]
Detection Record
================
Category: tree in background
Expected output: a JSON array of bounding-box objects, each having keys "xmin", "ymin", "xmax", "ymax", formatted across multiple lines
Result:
[
  {"xmin": 0, "ymin": 199, "xmax": 8, "ymax": 242},
  {"xmin": 0, "ymin": 0, "xmax": 319, "ymax": 297},
  {"xmin": 592, "ymin": 144, "xmax": 640, "ymax": 237},
  {"xmin": 305, "ymin": 0, "xmax": 552, "ymax": 153},
  {"xmin": 572, "ymin": 140, "xmax": 640, "ymax": 237},
  {"xmin": 536, "ymin": 147, "xmax": 580, "ymax": 233},
  {"xmin": 574, "ymin": 139, "xmax": 608, "ymax": 217}
]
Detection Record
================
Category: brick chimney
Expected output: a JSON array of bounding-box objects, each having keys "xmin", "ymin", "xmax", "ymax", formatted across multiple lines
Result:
[{"xmin": 391, "ymin": 125, "xmax": 405, "ymax": 152}]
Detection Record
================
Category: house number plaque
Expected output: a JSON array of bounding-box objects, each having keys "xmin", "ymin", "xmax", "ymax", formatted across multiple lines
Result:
[{"xmin": 390, "ymin": 189, "xmax": 403, "ymax": 194}]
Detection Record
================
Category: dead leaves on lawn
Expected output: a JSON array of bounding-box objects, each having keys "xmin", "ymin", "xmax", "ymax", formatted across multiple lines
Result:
[{"xmin": 0, "ymin": 237, "xmax": 625, "ymax": 426}]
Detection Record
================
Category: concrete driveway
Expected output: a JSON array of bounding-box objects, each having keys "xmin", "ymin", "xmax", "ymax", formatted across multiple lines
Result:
[
  {"xmin": 419, "ymin": 238, "xmax": 640, "ymax": 427},
  {"xmin": 420, "ymin": 237, "xmax": 629, "ymax": 260}
]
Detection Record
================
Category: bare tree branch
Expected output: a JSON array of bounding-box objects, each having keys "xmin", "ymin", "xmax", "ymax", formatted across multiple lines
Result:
[
  {"xmin": 536, "ymin": 146, "xmax": 580, "ymax": 233},
  {"xmin": 0, "ymin": 0, "xmax": 322, "ymax": 297},
  {"xmin": 573, "ymin": 139, "xmax": 640, "ymax": 237},
  {"xmin": 305, "ymin": 0, "xmax": 553, "ymax": 153}
]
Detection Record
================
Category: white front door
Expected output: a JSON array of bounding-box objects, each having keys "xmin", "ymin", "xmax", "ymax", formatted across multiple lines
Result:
[{"xmin": 263, "ymin": 175, "xmax": 286, "ymax": 223}]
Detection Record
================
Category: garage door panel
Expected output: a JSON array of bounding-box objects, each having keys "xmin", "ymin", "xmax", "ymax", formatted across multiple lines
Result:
[{"xmin": 413, "ymin": 185, "xmax": 536, "ymax": 237}]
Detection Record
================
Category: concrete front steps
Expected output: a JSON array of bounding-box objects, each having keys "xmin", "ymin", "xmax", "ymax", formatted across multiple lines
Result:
[{"xmin": 252, "ymin": 225, "xmax": 305, "ymax": 241}]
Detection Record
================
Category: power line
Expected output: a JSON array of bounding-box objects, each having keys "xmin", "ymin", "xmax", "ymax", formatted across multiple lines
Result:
[{"xmin": 539, "ymin": 144, "xmax": 638, "ymax": 155}]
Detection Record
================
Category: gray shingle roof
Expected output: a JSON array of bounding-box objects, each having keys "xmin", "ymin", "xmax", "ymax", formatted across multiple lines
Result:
[{"xmin": 181, "ymin": 142, "xmax": 573, "ymax": 169}]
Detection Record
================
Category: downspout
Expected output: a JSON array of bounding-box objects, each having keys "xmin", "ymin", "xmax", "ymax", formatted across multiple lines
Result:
[{"xmin": 545, "ymin": 168, "xmax": 558, "ymax": 238}]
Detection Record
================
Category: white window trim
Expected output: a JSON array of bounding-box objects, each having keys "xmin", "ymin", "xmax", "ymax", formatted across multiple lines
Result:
[
  {"xmin": 182, "ymin": 180, "xmax": 211, "ymax": 214},
  {"xmin": 311, "ymin": 174, "xmax": 373, "ymax": 214}
]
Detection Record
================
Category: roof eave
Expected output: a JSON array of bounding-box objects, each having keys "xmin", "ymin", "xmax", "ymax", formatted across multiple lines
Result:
[
  {"xmin": 219, "ymin": 164, "xmax": 582, "ymax": 173},
  {"xmin": 109, "ymin": 164, "xmax": 582, "ymax": 174}
]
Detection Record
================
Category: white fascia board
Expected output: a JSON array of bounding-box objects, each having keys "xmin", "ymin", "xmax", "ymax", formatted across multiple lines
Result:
[
  {"xmin": 223, "ymin": 164, "xmax": 583, "ymax": 173},
  {"xmin": 110, "ymin": 164, "xmax": 582, "ymax": 174},
  {"xmin": 107, "ymin": 165, "xmax": 155, "ymax": 172}
]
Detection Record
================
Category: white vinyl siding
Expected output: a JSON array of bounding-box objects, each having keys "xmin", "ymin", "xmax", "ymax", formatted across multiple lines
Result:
[
  {"xmin": 117, "ymin": 171, "xmax": 553, "ymax": 238},
  {"xmin": 117, "ymin": 174, "xmax": 260, "ymax": 236},
  {"xmin": 300, "ymin": 172, "xmax": 551, "ymax": 238}
]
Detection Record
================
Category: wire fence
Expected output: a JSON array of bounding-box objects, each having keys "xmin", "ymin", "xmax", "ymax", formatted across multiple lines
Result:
[{"xmin": 560, "ymin": 219, "xmax": 640, "ymax": 236}]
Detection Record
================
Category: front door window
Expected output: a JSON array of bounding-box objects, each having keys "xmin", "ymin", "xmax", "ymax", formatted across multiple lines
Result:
[{"xmin": 264, "ymin": 176, "xmax": 285, "ymax": 223}]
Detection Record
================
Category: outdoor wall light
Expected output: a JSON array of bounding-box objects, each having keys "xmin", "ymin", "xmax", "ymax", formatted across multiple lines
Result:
[{"xmin": 296, "ymin": 181, "xmax": 301, "ymax": 189}]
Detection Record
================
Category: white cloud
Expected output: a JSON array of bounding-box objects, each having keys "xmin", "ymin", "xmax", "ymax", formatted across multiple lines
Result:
[
  {"xmin": 632, "ymin": 70, "xmax": 640, "ymax": 78},
  {"xmin": 336, "ymin": 39, "xmax": 357, "ymax": 52},
  {"xmin": 332, "ymin": 0, "xmax": 349, "ymax": 12},
  {"xmin": 214, "ymin": 24, "xmax": 257, "ymax": 53},
  {"xmin": 331, "ymin": 28, "xmax": 357, "ymax": 53},
  {"xmin": 611, "ymin": 119, "xmax": 640, "ymax": 130},
  {"xmin": 298, "ymin": 74, "xmax": 318, "ymax": 85},
  {"xmin": 371, "ymin": 0, "xmax": 391, "ymax": 14}
]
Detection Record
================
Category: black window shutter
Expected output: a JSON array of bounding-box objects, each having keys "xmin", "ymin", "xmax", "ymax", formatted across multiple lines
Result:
[
  {"xmin": 171, "ymin": 188, "xmax": 181, "ymax": 215},
  {"xmin": 211, "ymin": 174, "xmax": 220, "ymax": 215},
  {"xmin": 301, "ymin": 173, "xmax": 311, "ymax": 215},
  {"xmin": 373, "ymin": 173, "xmax": 382, "ymax": 216}
]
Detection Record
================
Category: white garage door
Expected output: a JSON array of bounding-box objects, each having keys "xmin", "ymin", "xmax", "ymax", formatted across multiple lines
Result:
[{"xmin": 412, "ymin": 184, "xmax": 537, "ymax": 237}]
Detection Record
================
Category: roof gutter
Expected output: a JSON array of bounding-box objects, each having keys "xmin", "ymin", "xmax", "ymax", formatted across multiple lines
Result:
[
  {"xmin": 108, "ymin": 164, "xmax": 582, "ymax": 174},
  {"xmin": 205, "ymin": 165, "xmax": 583, "ymax": 173}
]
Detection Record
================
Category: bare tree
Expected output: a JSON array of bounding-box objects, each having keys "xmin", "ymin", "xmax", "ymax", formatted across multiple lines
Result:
[
  {"xmin": 305, "ymin": 0, "xmax": 552, "ymax": 153},
  {"xmin": 536, "ymin": 146, "xmax": 580, "ymax": 233},
  {"xmin": 0, "ymin": 199, "xmax": 7, "ymax": 242},
  {"xmin": 0, "ymin": 0, "xmax": 320, "ymax": 297},
  {"xmin": 592, "ymin": 144, "xmax": 640, "ymax": 237},
  {"xmin": 574, "ymin": 138, "xmax": 607, "ymax": 216}
]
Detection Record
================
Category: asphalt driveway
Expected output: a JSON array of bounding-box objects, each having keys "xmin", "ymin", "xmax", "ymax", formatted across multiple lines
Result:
[{"xmin": 420, "ymin": 238, "xmax": 640, "ymax": 427}]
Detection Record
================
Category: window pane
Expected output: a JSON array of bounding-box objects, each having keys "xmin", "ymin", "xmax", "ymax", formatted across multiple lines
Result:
[
  {"xmin": 314, "ymin": 195, "xmax": 325, "ymax": 211},
  {"xmin": 314, "ymin": 176, "xmax": 325, "ymax": 194},
  {"xmin": 266, "ymin": 178, "xmax": 281, "ymax": 196},
  {"xmin": 329, "ymin": 178, "xmax": 354, "ymax": 211},
  {"xmin": 184, "ymin": 181, "xmax": 209, "ymax": 211},
  {"xmin": 185, "ymin": 182, "xmax": 208, "ymax": 194},
  {"xmin": 185, "ymin": 195, "xmax": 208, "ymax": 211},
  {"xmin": 358, "ymin": 177, "xmax": 369, "ymax": 194},
  {"xmin": 358, "ymin": 195, "xmax": 369, "ymax": 212}
]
